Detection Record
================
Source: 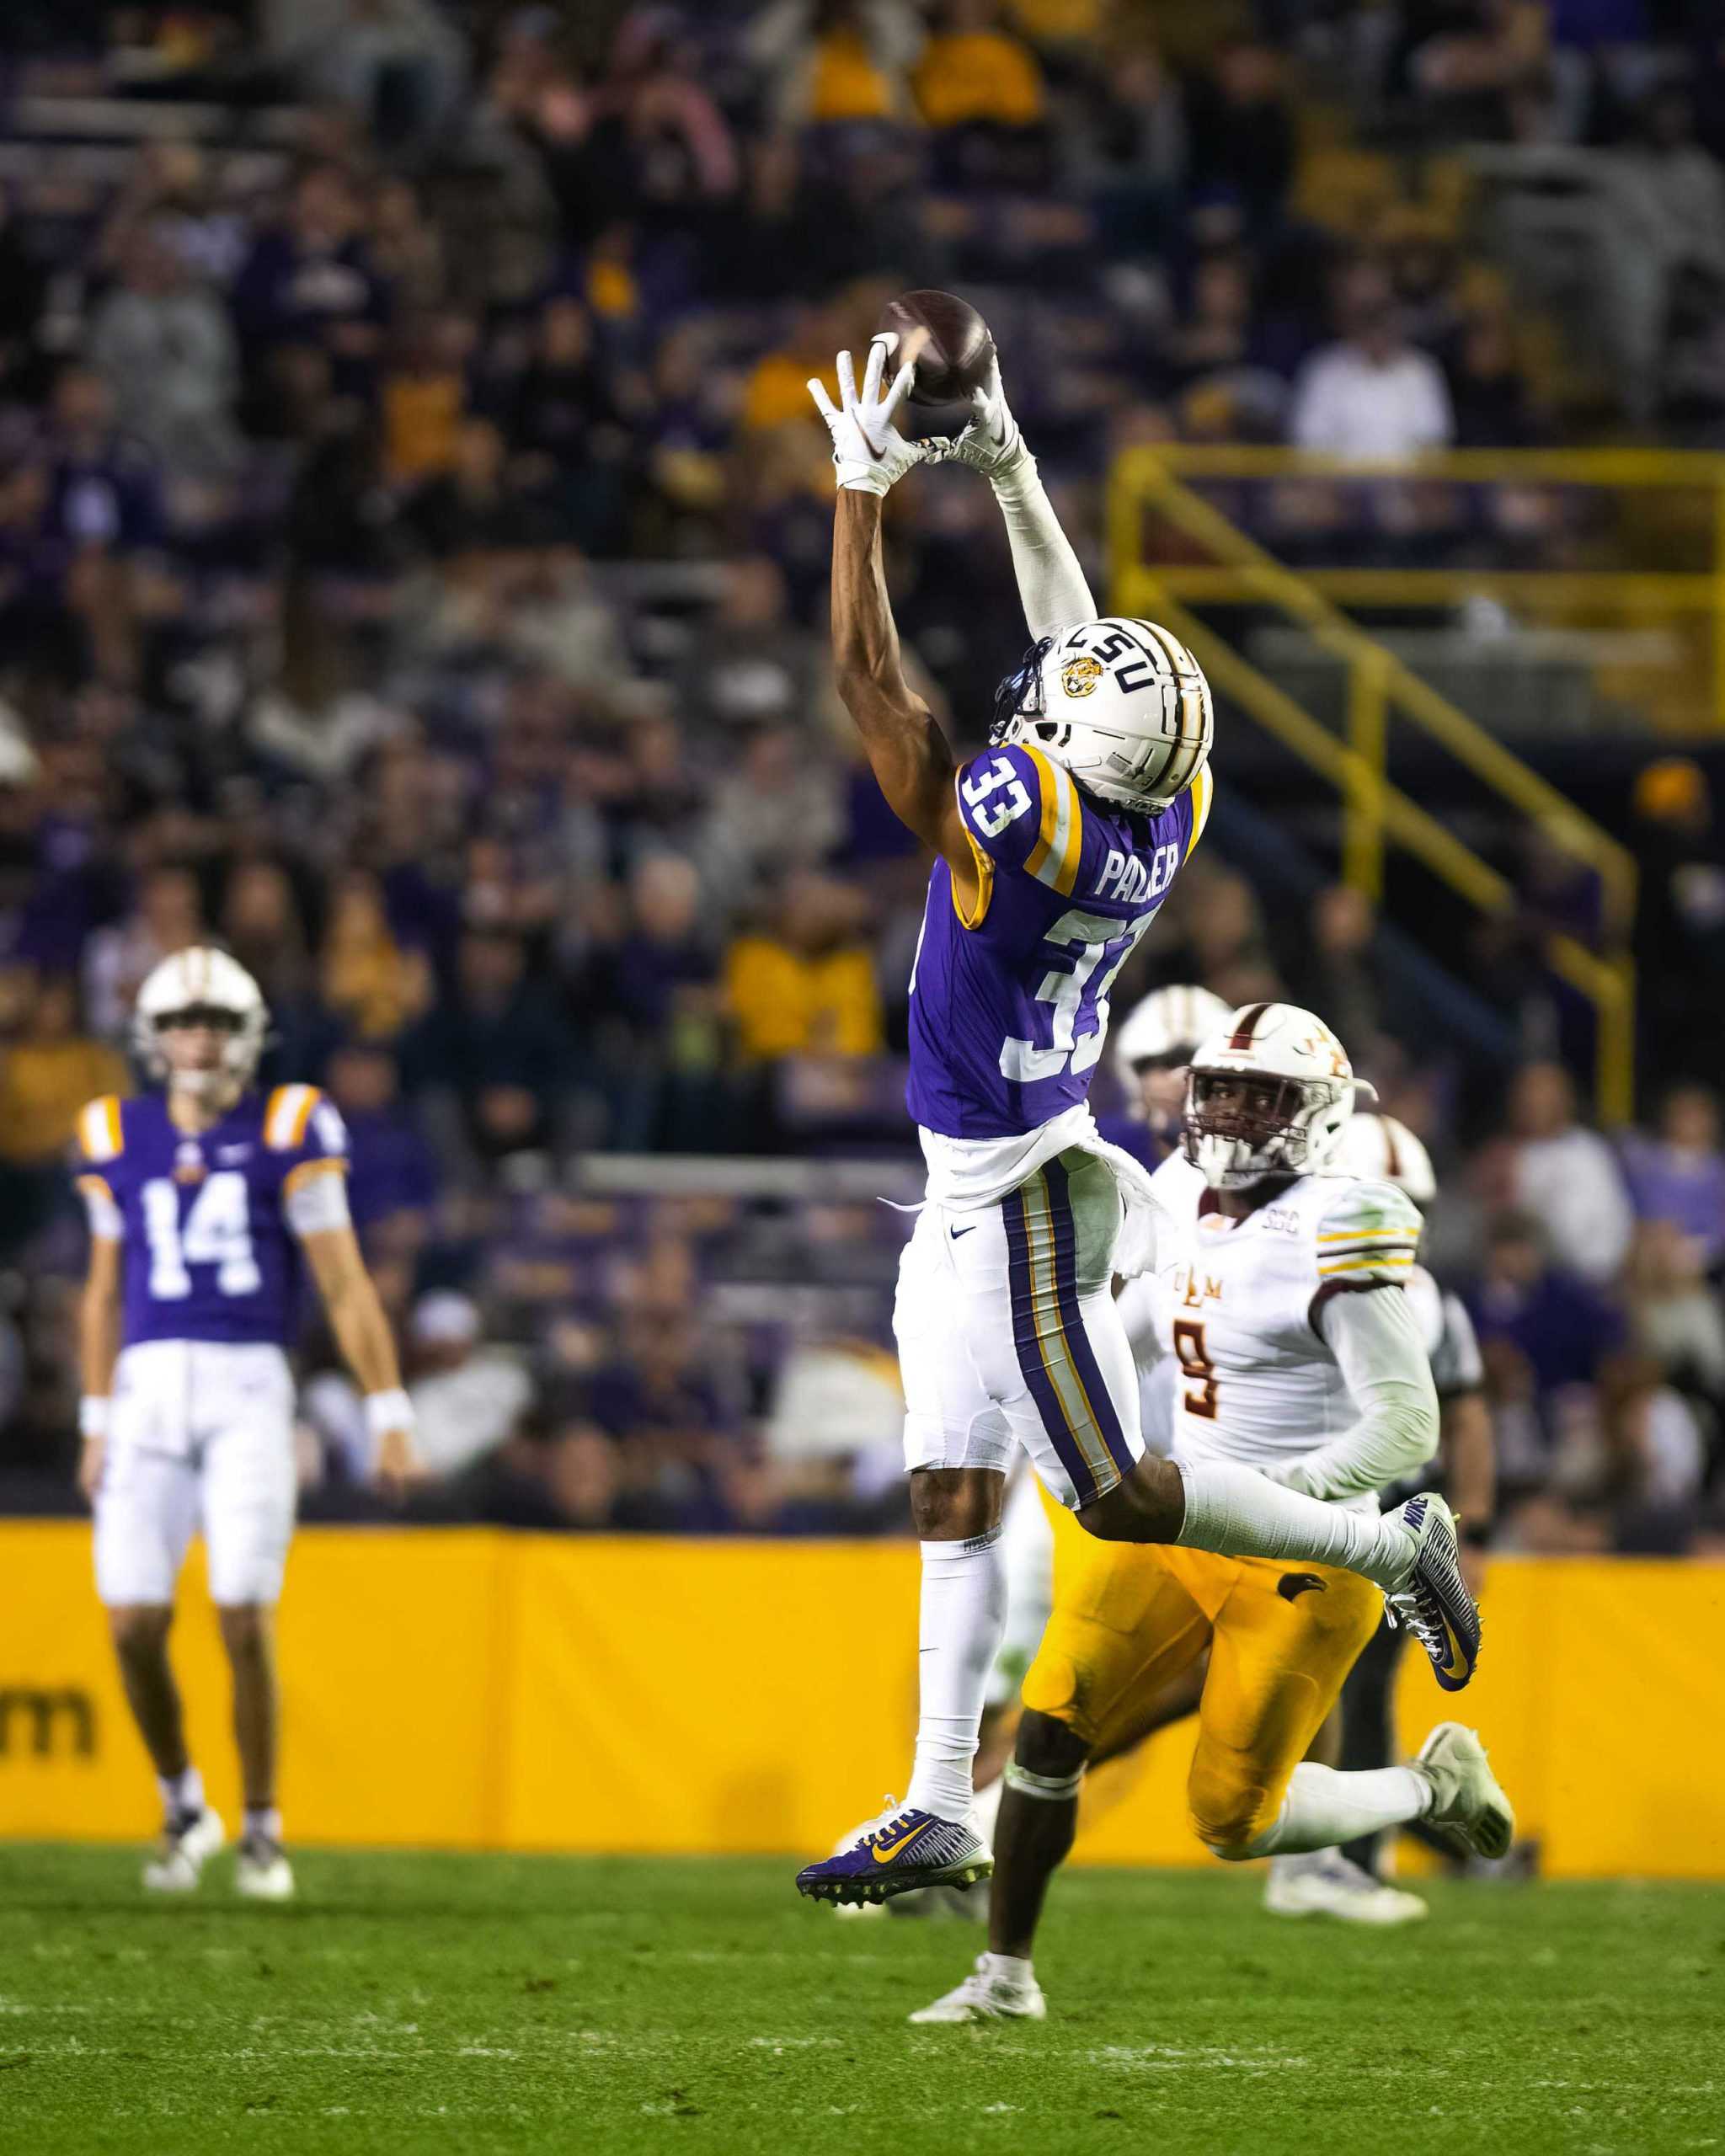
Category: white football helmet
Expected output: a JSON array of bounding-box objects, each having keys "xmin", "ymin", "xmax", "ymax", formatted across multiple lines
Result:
[
  {"xmin": 1183, "ymin": 1001, "xmax": 1376, "ymax": 1189},
  {"xmin": 1112, "ymin": 984, "xmax": 1233, "ymax": 1091},
  {"xmin": 991, "ymin": 616, "xmax": 1213, "ymax": 814},
  {"xmin": 132, "ymin": 946, "xmax": 267, "ymax": 1095},
  {"xmin": 1330, "ymin": 1110, "xmax": 1436, "ymax": 1206}
]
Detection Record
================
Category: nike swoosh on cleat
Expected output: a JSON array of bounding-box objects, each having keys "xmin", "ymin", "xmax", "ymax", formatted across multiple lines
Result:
[{"xmin": 872, "ymin": 1822, "xmax": 935, "ymax": 1864}]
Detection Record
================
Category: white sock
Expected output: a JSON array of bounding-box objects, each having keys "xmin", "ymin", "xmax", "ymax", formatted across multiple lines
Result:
[
  {"xmin": 1176, "ymin": 1458, "xmax": 1413, "ymax": 1593},
  {"xmin": 981, "ymin": 1950, "xmax": 1034, "ymax": 1988},
  {"xmin": 1249, "ymin": 1763, "xmax": 1430, "ymax": 1856},
  {"xmin": 905, "ymin": 1529, "xmax": 1008, "ymax": 1823},
  {"xmin": 243, "ymin": 1806, "xmax": 282, "ymax": 1844},
  {"xmin": 158, "ymin": 1764, "xmax": 204, "ymax": 1821},
  {"xmin": 969, "ymin": 1771, "xmax": 1004, "ymax": 1844}
]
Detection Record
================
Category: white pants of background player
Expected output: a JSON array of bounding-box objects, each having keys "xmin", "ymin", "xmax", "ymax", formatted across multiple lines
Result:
[{"xmin": 93, "ymin": 1342, "xmax": 297, "ymax": 1608}]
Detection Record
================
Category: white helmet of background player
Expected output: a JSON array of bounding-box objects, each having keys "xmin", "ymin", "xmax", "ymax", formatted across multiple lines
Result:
[
  {"xmin": 991, "ymin": 617, "xmax": 1213, "ymax": 814},
  {"xmin": 1331, "ymin": 1110, "xmax": 1436, "ymax": 1207},
  {"xmin": 132, "ymin": 946, "xmax": 268, "ymax": 1096},
  {"xmin": 1183, "ymin": 1001, "xmax": 1376, "ymax": 1189},
  {"xmin": 1112, "ymin": 984, "xmax": 1232, "ymax": 1096}
]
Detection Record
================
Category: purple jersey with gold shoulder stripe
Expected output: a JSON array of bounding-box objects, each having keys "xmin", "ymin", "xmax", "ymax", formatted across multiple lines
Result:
[
  {"xmin": 906, "ymin": 744, "xmax": 1211, "ymax": 1139},
  {"xmin": 74, "ymin": 1085, "xmax": 348, "ymax": 1348}
]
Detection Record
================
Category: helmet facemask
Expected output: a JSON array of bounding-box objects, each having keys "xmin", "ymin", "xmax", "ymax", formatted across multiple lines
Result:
[
  {"xmin": 140, "ymin": 1001, "xmax": 267, "ymax": 1105},
  {"xmin": 1183, "ymin": 1067, "xmax": 1349, "ymax": 1189},
  {"xmin": 989, "ymin": 637, "xmax": 1055, "ymax": 747}
]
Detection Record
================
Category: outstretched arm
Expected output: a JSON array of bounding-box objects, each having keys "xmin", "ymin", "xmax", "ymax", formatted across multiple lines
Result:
[
  {"xmin": 1273, "ymin": 1287, "xmax": 1439, "ymax": 1502},
  {"xmin": 934, "ymin": 357, "xmax": 1096, "ymax": 639},
  {"xmin": 830, "ymin": 488, "xmax": 972, "ymax": 883},
  {"xmin": 812, "ymin": 342, "xmax": 975, "ymax": 895}
]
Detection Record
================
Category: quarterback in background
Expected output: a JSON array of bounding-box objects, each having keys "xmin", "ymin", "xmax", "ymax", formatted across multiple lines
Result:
[
  {"xmin": 916, "ymin": 1003, "xmax": 1513, "ymax": 2023},
  {"xmin": 74, "ymin": 949, "xmax": 417, "ymax": 1898},
  {"xmin": 795, "ymin": 328, "xmax": 1480, "ymax": 1913}
]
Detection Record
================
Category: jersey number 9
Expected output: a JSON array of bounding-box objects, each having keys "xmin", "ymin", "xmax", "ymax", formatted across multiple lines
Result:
[{"xmin": 1172, "ymin": 1319, "xmax": 1218, "ymax": 1419}]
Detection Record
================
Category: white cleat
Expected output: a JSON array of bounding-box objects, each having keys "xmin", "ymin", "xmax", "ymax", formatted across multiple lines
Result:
[
  {"xmin": 1263, "ymin": 1850, "xmax": 1428, "ymax": 1926},
  {"xmin": 142, "ymin": 1806, "xmax": 226, "ymax": 1893},
  {"xmin": 233, "ymin": 1833, "xmax": 296, "ymax": 1902},
  {"xmin": 910, "ymin": 1955, "xmax": 1046, "ymax": 2025},
  {"xmin": 1417, "ymin": 1722, "xmax": 1515, "ymax": 1860}
]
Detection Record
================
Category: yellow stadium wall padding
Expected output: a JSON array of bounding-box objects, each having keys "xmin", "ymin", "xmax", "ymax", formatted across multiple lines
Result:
[{"xmin": 3, "ymin": 1526, "xmax": 1722, "ymax": 1879}]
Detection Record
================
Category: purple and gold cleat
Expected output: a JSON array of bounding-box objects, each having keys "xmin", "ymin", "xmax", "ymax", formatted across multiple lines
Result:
[{"xmin": 795, "ymin": 1799, "xmax": 992, "ymax": 1908}]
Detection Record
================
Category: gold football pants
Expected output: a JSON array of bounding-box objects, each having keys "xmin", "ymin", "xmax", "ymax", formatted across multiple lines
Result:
[{"xmin": 1021, "ymin": 1494, "xmax": 1382, "ymax": 1854}]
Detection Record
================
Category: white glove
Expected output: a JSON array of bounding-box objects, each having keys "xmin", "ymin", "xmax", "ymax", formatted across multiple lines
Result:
[
  {"xmin": 808, "ymin": 339, "xmax": 927, "ymax": 496},
  {"xmin": 922, "ymin": 354, "xmax": 1027, "ymax": 481}
]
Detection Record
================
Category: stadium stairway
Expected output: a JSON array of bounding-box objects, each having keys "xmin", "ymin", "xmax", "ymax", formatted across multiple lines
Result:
[{"xmin": 1108, "ymin": 447, "xmax": 1638, "ymax": 1121}]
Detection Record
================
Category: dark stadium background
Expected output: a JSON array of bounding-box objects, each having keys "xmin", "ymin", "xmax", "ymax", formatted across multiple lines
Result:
[{"xmin": 0, "ymin": 8, "xmax": 1722, "ymax": 1692}]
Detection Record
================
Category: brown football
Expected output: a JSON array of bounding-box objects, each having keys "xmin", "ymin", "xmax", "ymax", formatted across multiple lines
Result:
[{"xmin": 876, "ymin": 289, "xmax": 996, "ymax": 408}]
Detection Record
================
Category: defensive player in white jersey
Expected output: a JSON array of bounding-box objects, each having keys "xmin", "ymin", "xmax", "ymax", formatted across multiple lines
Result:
[
  {"xmin": 73, "ymin": 949, "xmax": 418, "ymax": 1897},
  {"xmin": 1085, "ymin": 1107, "xmax": 1497, "ymax": 1928},
  {"xmin": 794, "ymin": 336, "xmax": 1480, "ymax": 1908},
  {"xmin": 913, "ymin": 1003, "xmax": 1513, "ymax": 2021}
]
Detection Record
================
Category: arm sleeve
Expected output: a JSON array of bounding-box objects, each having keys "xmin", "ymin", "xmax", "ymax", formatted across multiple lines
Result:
[
  {"xmin": 72, "ymin": 1097, "xmax": 125, "ymax": 1241},
  {"xmin": 988, "ymin": 451, "xmax": 1097, "ymax": 642},
  {"xmin": 1275, "ymin": 1286, "xmax": 1439, "ymax": 1503},
  {"xmin": 77, "ymin": 1175, "xmax": 123, "ymax": 1241},
  {"xmin": 285, "ymin": 1166, "xmax": 352, "ymax": 1238},
  {"xmin": 275, "ymin": 1092, "xmax": 355, "ymax": 1240}
]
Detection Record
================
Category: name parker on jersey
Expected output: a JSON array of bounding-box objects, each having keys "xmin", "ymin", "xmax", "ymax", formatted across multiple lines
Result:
[{"xmin": 1092, "ymin": 841, "xmax": 1183, "ymax": 907}]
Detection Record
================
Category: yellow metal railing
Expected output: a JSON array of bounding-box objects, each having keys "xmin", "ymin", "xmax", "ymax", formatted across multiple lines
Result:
[
  {"xmin": 1109, "ymin": 448, "xmax": 1640, "ymax": 1122},
  {"xmin": 1137, "ymin": 445, "xmax": 1725, "ymax": 734}
]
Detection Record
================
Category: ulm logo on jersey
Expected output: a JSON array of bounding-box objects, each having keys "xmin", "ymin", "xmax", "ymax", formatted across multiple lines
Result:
[
  {"xmin": 1094, "ymin": 842, "xmax": 1180, "ymax": 907},
  {"xmin": 1175, "ymin": 1267, "xmax": 1224, "ymax": 1309}
]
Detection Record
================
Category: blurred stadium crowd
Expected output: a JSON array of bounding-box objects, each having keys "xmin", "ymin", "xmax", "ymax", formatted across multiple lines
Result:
[{"xmin": 0, "ymin": 2, "xmax": 1722, "ymax": 1550}]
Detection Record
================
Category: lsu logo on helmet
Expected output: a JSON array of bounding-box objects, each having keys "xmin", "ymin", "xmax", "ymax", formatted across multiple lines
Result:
[{"xmin": 1060, "ymin": 654, "xmax": 1103, "ymax": 698}]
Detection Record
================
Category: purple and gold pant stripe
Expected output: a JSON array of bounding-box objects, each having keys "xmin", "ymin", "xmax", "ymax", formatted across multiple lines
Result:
[{"xmin": 1001, "ymin": 1160, "xmax": 1135, "ymax": 1508}]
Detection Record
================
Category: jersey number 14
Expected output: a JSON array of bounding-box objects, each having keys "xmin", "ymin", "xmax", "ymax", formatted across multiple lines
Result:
[{"xmin": 142, "ymin": 1172, "xmax": 260, "ymax": 1299}]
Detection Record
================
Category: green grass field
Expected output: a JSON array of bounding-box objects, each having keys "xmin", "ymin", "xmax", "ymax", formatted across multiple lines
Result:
[{"xmin": 0, "ymin": 1846, "xmax": 1718, "ymax": 2156}]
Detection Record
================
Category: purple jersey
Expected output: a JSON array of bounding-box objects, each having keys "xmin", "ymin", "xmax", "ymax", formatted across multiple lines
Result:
[
  {"xmin": 906, "ymin": 745, "xmax": 1210, "ymax": 1140},
  {"xmin": 74, "ymin": 1086, "xmax": 348, "ymax": 1348}
]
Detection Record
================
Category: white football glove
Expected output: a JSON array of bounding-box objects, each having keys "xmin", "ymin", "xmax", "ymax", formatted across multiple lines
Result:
[
  {"xmin": 809, "ymin": 339, "xmax": 927, "ymax": 496},
  {"xmin": 922, "ymin": 354, "xmax": 1026, "ymax": 480}
]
